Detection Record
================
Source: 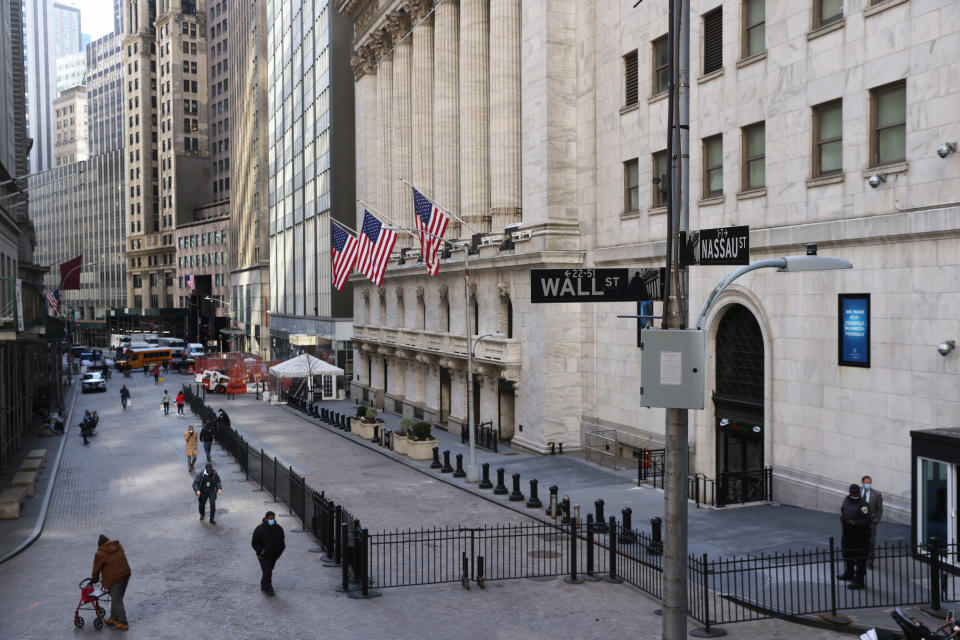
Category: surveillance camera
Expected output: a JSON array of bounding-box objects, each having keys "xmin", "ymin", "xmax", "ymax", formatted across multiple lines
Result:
[
  {"xmin": 938, "ymin": 341, "xmax": 956, "ymax": 356},
  {"xmin": 867, "ymin": 174, "xmax": 885, "ymax": 188},
  {"xmin": 937, "ymin": 142, "xmax": 957, "ymax": 159}
]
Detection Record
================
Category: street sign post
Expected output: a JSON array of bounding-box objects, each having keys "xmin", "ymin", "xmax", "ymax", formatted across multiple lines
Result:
[
  {"xmin": 530, "ymin": 268, "xmax": 664, "ymax": 303},
  {"xmin": 681, "ymin": 225, "xmax": 749, "ymax": 266}
]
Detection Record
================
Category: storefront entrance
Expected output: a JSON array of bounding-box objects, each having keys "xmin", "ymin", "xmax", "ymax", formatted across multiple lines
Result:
[
  {"xmin": 714, "ymin": 304, "xmax": 767, "ymax": 505},
  {"xmin": 911, "ymin": 428, "xmax": 960, "ymax": 553}
]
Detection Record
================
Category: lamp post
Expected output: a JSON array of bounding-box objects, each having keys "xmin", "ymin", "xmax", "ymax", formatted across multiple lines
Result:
[{"xmin": 204, "ymin": 295, "xmax": 231, "ymax": 355}]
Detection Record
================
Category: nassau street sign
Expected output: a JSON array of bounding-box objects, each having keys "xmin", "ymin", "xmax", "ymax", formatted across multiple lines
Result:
[
  {"xmin": 530, "ymin": 268, "xmax": 664, "ymax": 303},
  {"xmin": 681, "ymin": 225, "xmax": 750, "ymax": 266}
]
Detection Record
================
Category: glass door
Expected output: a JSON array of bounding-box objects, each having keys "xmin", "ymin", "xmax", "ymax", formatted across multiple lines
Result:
[{"xmin": 918, "ymin": 458, "xmax": 955, "ymax": 548}]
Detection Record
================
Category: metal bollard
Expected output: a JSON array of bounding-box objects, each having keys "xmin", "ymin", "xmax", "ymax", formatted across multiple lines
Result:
[
  {"xmin": 563, "ymin": 516, "xmax": 584, "ymax": 584},
  {"xmin": 430, "ymin": 446, "xmax": 442, "ymax": 469},
  {"xmin": 372, "ymin": 424, "xmax": 381, "ymax": 445},
  {"xmin": 561, "ymin": 495, "xmax": 572, "ymax": 524},
  {"xmin": 453, "ymin": 453, "xmax": 466, "ymax": 478},
  {"xmin": 620, "ymin": 507, "xmax": 637, "ymax": 544},
  {"xmin": 493, "ymin": 468, "xmax": 508, "ymax": 495},
  {"xmin": 526, "ymin": 479, "xmax": 542, "ymax": 508},
  {"xmin": 573, "ymin": 504, "xmax": 581, "ymax": 524},
  {"xmin": 594, "ymin": 499, "xmax": 609, "ymax": 533},
  {"xmin": 479, "ymin": 462, "xmax": 493, "ymax": 489},
  {"xmin": 605, "ymin": 516, "xmax": 624, "ymax": 583},
  {"xmin": 648, "ymin": 516, "xmax": 663, "ymax": 555},
  {"xmin": 384, "ymin": 429, "xmax": 392, "ymax": 449},
  {"xmin": 584, "ymin": 514, "xmax": 601, "ymax": 581},
  {"xmin": 509, "ymin": 473, "xmax": 524, "ymax": 501},
  {"xmin": 441, "ymin": 450, "xmax": 454, "ymax": 473},
  {"xmin": 545, "ymin": 485, "xmax": 559, "ymax": 517}
]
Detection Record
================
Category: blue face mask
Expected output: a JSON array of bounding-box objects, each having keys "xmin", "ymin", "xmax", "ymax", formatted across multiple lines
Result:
[
  {"xmin": 863, "ymin": 484, "xmax": 872, "ymax": 491},
  {"xmin": 268, "ymin": 519, "xmax": 276, "ymax": 526}
]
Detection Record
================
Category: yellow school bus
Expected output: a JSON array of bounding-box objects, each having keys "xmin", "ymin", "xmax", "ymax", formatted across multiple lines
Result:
[{"xmin": 118, "ymin": 347, "xmax": 173, "ymax": 369}]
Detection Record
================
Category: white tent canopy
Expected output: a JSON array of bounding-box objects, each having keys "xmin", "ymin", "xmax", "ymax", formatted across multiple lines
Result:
[{"xmin": 268, "ymin": 353, "xmax": 343, "ymax": 377}]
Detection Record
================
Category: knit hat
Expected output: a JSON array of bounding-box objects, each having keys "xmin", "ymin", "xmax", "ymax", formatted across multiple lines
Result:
[
  {"xmin": 265, "ymin": 511, "xmax": 276, "ymax": 519},
  {"xmin": 98, "ymin": 534, "xmax": 109, "ymax": 546},
  {"xmin": 849, "ymin": 484, "xmax": 861, "ymax": 496}
]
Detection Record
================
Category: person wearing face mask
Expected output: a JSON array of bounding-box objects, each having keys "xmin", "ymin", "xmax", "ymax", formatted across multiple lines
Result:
[
  {"xmin": 251, "ymin": 511, "xmax": 286, "ymax": 596},
  {"xmin": 192, "ymin": 463, "xmax": 223, "ymax": 524},
  {"xmin": 861, "ymin": 475, "xmax": 883, "ymax": 569},
  {"xmin": 839, "ymin": 484, "xmax": 871, "ymax": 589},
  {"xmin": 184, "ymin": 425, "xmax": 199, "ymax": 472}
]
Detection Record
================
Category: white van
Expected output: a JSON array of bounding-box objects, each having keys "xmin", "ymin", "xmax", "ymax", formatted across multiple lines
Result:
[
  {"xmin": 157, "ymin": 337, "xmax": 186, "ymax": 357},
  {"xmin": 186, "ymin": 343, "xmax": 205, "ymax": 359}
]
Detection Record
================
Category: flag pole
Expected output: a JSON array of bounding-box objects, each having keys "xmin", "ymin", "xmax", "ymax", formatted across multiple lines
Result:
[
  {"xmin": 357, "ymin": 199, "xmax": 419, "ymax": 242},
  {"xmin": 330, "ymin": 217, "xmax": 360, "ymax": 237},
  {"xmin": 398, "ymin": 177, "xmax": 480, "ymax": 235}
]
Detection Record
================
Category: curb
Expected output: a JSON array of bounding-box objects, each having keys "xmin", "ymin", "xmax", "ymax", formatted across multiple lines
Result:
[{"xmin": 0, "ymin": 382, "xmax": 80, "ymax": 564}]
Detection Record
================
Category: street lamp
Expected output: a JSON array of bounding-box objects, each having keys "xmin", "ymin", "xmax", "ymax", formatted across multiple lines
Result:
[{"xmin": 466, "ymin": 331, "xmax": 506, "ymax": 481}]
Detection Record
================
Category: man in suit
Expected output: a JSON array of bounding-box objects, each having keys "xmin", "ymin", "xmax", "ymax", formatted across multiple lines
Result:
[{"xmin": 862, "ymin": 475, "xmax": 883, "ymax": 569}]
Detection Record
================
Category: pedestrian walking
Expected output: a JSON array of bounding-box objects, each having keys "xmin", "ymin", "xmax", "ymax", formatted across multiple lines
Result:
[
  {"xmin": 184, "ymin": 426, "xmax": 199, "ymax": 472},
  {"xmin": 152, "ymin": 367, "xmax": 160, "ymax": 385},
  {"xmin": 199, "ymin": 422, "xmax": 215, "ymax": 462},
  {"xmin": 839, "ymin": 483, "xmax": 871, "ymax": 589},
  {"xmin": 861, "ymin": 475, "xmax": 883, "ymax": 569},
  {"xmin": 192, "ymin": 462, "xmax": 222, "ymax": 524},
  {"xmin": 251, "ymin": 511, "xmax": 285, "ymax": 596},
  {"xmin": 163, "ymin": 360, "xmax": 169, "ymax": 374},
  {"xmin": 175, "ymin": 391, "xmax": 185, "ymax": 416},
  {"xmin": 119, "ymin": 385, "xmax": 130, "ymax": 410},
  {"xmin": 91, "ymin": 534, "xmax": 132, "ymax": 630},
  {"xmin": 143, "ymin": 364, "xmax": 149, "ymax": 377},
  {"xmin": 161, "ymin": 390, "xmax": 171, "ymax": 415}
]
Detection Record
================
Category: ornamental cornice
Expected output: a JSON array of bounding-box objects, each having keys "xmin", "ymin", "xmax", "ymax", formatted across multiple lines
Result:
[
  {"xmin": 415, "ymin": 352, "xmax": 438, "ymax": 365},
  {"xmin": 404, "ymin": 0, "xmax": 432, "ymax": 22},
  {"xmin": 368, "ymin": 28, "xmax": 392, "ymax": 58},
  {"xmin": 497, "ymin": 281, "xmax": 511, "ymax": 298},
  {"xmin": 438, "ymin": 284, "xmax": 448, "ymax": 299},
  {"xmin": 384, "ymin": 9, "xmax": 411, "ymax": 41},
  {"xmin": 416, "ymin": 285, "xmax": 425, "ymax": 300},
  {"xmin": 377, "ymin": 287, "xmax": 386, "ymax": 301}
]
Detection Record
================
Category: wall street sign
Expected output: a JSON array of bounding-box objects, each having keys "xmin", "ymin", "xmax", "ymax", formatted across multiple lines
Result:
[
  {"xmin": 530, "ymin": 268, "xmax": 664, "ymax": 303},
  {"xmin": 682, "ymin": 225, "xmax": 750, "ymax": 266}
]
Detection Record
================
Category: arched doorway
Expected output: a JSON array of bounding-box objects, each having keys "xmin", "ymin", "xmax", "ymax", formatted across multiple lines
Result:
[{"xmin": 714, "ymin": 304, "xmax": 766, "ymax": 505}]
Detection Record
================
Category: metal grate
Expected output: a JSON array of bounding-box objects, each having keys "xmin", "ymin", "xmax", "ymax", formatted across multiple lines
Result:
[
  {"xmin": 624, "ymin": 50, "xmax": 638, "ymax": 106},
  {"xmin": 715, "ymin": 305, "xmax": 763, "ymax": 406},
  {"xmin": 703, "ymin": 8, "xmax": 723, "ymax": 75}
]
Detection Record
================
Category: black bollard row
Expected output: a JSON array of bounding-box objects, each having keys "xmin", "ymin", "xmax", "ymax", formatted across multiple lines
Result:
[
  {"xmin": 441, "ymin": 450, "xmax": 454, "ymax": 473},
  {"xmin": 430, "ymin": 446, "xmax": 443, "ymax": 469},
  {"xmin": 594, "ymin": 499, "xmax": 609, "ymax": 533},
  {"xmin": 561, "ymin": 495, "xmax": 572, "ymax": 524},
  {"xmin": 493, "ymin": 468, "xmax": 508, "ymax": 495},
  {"xmin": 509, "ymin": 473, "xmax": 524, "ymax": 502},
  {"xmin": 526, "ymin": 479, "xmax": 542, "ymax": 508},
  {"xmin": 372, "ymin": 425, "xmax": 381, "ymax": 445},
  {"xmin": 453, "ymin": 453, "xmax": 466, "ymax": 478},
  {"xmin": 620, "ymin": 507, "xmax": 637, "ymax": 544},
  {"xmin": 546, "ymin": 485, "xmax": 559, "ymax": 517},
  {"xmin": 479, "ymin": 462, "xmax": 493, "ymax": 489}
]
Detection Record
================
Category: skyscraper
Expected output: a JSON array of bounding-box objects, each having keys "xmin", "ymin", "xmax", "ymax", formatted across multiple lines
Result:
[{"xmin": 86, "ymin": 32, "xmax": 124, "ymax": 154}]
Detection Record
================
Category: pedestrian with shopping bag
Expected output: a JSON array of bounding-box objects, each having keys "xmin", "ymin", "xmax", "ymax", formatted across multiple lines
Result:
[
  {"xmin": 161, "ymin": 390, "xmax": 170, "ymax": 415},
  {"xmin": 175, "ymin": 390, "xmax": 185, "ymax": 416}
]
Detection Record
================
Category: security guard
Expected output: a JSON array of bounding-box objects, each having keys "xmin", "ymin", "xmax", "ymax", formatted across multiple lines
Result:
[{"xmin": 839, "ymin": 483, "xmax": 871, "ymax": 589}]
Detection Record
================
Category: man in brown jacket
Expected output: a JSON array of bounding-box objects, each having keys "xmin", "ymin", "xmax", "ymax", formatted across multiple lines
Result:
[
  {"xmin": 91, "ymin": 534, "xmax": 132, "ymax": 630},
  {"xmin": 184, "ymin": 425, "xmax": 199, "ymax": 472}
]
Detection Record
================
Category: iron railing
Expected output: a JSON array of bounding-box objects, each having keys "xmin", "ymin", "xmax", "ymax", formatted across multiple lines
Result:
[
  {"xmin": 717, "ymin": 467, "xmax": 772, "ymax": 506},
  {"xmin": 583, "ymin": 429, "xmax": 618, "ymax": 469},
  {"xmin": 460, "ymin": 420, "xmax": 499, "ymax": 452}
]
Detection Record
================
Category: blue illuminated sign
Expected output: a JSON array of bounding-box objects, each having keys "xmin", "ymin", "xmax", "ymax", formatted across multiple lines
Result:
[{"xmin": 839, "ymin": 294, "xmax": 870, "ymax": 367}]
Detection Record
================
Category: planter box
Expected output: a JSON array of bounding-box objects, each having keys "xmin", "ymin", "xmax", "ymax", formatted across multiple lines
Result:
[
  {"xmin": 351, "ymin": 419, "xmax": 375, "ymax": 440},
  {"xmin": 393, "ymin": 435, "xmax": 408, "ymax": 455},
  {"xmin": 407, "ymin": 438, "xmax": 437, "ymax": 461}
]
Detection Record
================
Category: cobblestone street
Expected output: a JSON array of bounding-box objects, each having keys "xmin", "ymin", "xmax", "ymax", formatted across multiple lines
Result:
[{"xmin": 0, "ymin": 373, "xmax": 850, "ymax": 639}]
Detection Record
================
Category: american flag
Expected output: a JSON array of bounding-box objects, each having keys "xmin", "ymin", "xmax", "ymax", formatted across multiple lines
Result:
[
  {"xmin": 45, "ymin": 289, "xmax": 60, "ymax": 316},
  {"xmin": 356, "ymin": 210, "xmax": 397, "ymax": 287},
  {"xmin": 185, "ymin": 274, "xmax": 195, "ymax": 290},
  {"xmin": 412, "ymin": 188, "xmax": 450, "ymax": 276},
  {"xmin": 331, "ymin": 221, "xmax": 359, "ymax": 291}
]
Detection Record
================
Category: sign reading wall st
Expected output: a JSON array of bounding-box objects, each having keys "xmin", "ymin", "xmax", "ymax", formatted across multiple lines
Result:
[
  {"xmin": 530, "ymin": 268, "xmax": 665, "ymax": 303},
  {"xmin": 681, "ymin": 225, "xmax": 750, "ymax": 266}
]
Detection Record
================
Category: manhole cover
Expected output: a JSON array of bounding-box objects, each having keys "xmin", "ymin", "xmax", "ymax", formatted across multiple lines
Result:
[{"xmin": 528, "ymin": 549, "xmax": 561, "ymax": 559}]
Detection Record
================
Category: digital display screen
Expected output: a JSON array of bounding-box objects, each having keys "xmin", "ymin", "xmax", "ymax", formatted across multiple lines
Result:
[{"xmin": 839, "ymin": 294, "xmax": 870, "ymax": 367}]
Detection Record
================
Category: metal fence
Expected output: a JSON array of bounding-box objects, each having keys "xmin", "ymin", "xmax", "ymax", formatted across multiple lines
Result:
[
  {"xmin": 583, "ymin": 429, "xmax": 619, "ymax": 469},
  {"xmin": 187, "ymin": 389, "xmax": 960, "ymax": 627},
  {"xmin": 460, "ymin": 420, "xmax": 499, "ymax": 452}
]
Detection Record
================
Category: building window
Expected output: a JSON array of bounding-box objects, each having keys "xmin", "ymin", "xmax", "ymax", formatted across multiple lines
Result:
[
  {"xmin": 703, "ymin": 7, "xmax": 723, "ymax": 75},
  {"xmin": 743, "ymin": 0, "xmax": 765, "ymax": 58},
  {"xmin": 132, "ymin": 274, "xmax": 142, "ymax": 288},
  {"xmin": 815, "ymin": 0, "xmax": 843, "ymax": 28},
  {"xmin": 703, "ymin": 135, "xmax": 723, "ymax": 197},
  {"xmin": 742, "ymin": 122, "xmax": 766, "ymax": 190},
  {"xmin": 871, "ymin": 81, "xmax": 906, "ymax": 167},
  {"xmin": 652, "ymin": 151, "xmax": 669, "ymax": 207},
  {"xmin": 624, "ymin": 50, "xmax": 638, "ymax": 107},
  {"xmin": 813, "ymin": 100, "xmax": 842, "ymax": 176},
  {"xmin": 652, "ymin": 35, "xmax": 669, "ymax": 95},
  {"xmin": 624, "ymin": 159, "xmax": 639, "ymax": 212}
]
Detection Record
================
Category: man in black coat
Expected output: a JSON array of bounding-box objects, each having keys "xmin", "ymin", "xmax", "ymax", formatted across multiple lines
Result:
[
  {"xmin": 199, "ymin": 423, "xmax": 215, "ymax": 462},
  {"xmin": 839, "ymin": 483, "xmax": 872, "ymax": 589},
  {"xmin": 251, "ymin": 511, "xmax": 285, "ymax": 596},
  {"xmin": 192, "ymin": 463, "xmax": 223, "ymax": 524}
]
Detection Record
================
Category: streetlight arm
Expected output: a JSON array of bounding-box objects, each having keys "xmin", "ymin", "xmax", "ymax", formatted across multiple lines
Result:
[{"xmin": 695, "ymin": 259, "xmax": 785, "ymax": 330}]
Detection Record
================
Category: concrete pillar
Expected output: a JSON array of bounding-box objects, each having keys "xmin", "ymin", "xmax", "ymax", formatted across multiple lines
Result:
[
  {"xmin": 409, "ymin": 3, "xmax": 434, "ymax": 204},
  {"xmin": 371, "ymin": 29, "xmax": 394, "ymax": 230},
  {"xmin": 352, "ymin": 46, "xmax": 378, "ymax": 215},
  {"xmin": 489, "ymin": 0, "xmax": 522, "ymax": 230},
  {"xmin": 459, "ymin": 0, "xmax": 490, "ymax": 233},
  {"xmin": 388, "ymin": 11, "xmax": 413, "ymax": 247},
  {"xmin": 433, "ymin": 0, "xmax": 461, "ymax": 238}
]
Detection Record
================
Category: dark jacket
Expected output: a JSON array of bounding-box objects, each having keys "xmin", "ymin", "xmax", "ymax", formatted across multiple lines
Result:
[
  {"xmin": 192, "ymin": 469, "xmax": 222, "ymax": 495},
  {"xmin": 119, "ymin": 387, "xmax": 130, "ymax": 399},
  {"xmin": 252, "ymin": 521, "xmax": 286, "ymax": 561},
  {"xmin": 92, "ymin": 540, "xmax": 132, "ymax": 589},
  {"xmin": 841, "ymin": 496, "xmax": 871, "ymax": 530},
  {"xmin": 199, "ymin": 425, "xmax": 215, "ymax": 443}
]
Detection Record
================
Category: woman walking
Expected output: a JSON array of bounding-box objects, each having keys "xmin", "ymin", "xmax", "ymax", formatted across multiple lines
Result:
[{"xmin": 184, "ymin": 425, "xmax": 199, "ymax": 472}]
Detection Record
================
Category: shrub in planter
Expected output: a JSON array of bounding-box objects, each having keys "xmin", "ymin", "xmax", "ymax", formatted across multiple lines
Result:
[
  {"xmin": 394, "ymin": 417, "xmax": 415, "ymax": 455},
  {"xmin": 407, "ymin": 421, "xmax": 437, "ymax": 461},
  {"xmin": 350, "ymin": 405, "xmax": 368, "ymax": 436},
  {"xmin": 364, "ymin": 407, "xmax": 379, "ymax": 422}
]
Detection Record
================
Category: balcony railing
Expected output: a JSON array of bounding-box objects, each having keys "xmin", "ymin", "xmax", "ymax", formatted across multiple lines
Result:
[{"xmin": 353, "ymin": 324, "xmax": 521, "ymax": 365}]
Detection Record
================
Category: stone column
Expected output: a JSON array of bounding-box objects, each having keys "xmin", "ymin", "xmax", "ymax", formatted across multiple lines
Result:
[
  {"xmin": 433, "ymin": 0, "xmax": 461, "ymax": 238},
  {"xmin": 388, "ymin": 10, "xmax": 413, "ymax": 247},
  {"xmin": 408, "ymin": 1, "xmax": 434, "ymax": 201},
  {"xmin": 489, "ymin": 0, "xmax": 521, "ymax": 230},
  {"xmin": 371, "ymin": 29, "xmax": 393, "ymax": 229},
  {"xmin": 459, "ymin": 0, "xmax": 490, "ymax": 233},
  {"xmin": 352, "ymin": 45, "xmax": 378, "ymax": 216}
]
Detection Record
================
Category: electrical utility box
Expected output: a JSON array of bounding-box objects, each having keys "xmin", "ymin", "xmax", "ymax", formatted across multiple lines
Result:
[{"xmin": 640, "ymin": 329, "xmax": 705, "ymax": 410}]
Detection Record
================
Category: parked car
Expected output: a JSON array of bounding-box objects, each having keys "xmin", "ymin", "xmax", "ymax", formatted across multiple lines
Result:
[{"xmin": 81, "ymin": 372, "xmax": 107, "ymax": 393}]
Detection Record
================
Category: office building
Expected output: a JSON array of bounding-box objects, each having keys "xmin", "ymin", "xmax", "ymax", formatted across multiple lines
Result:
[
  {"xmin": 86, "ymin": 32, "xmax": 124, "ymax": 155},
  {"xmin": 52, "ymin": 85, "xmax": 87, "ymax": 166}
]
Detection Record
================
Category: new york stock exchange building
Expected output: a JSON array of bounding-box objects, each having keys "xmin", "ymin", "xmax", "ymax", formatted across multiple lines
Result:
[{"xmin": 337, "ymin": 0, "xmax": 960, "ymax": 535}]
